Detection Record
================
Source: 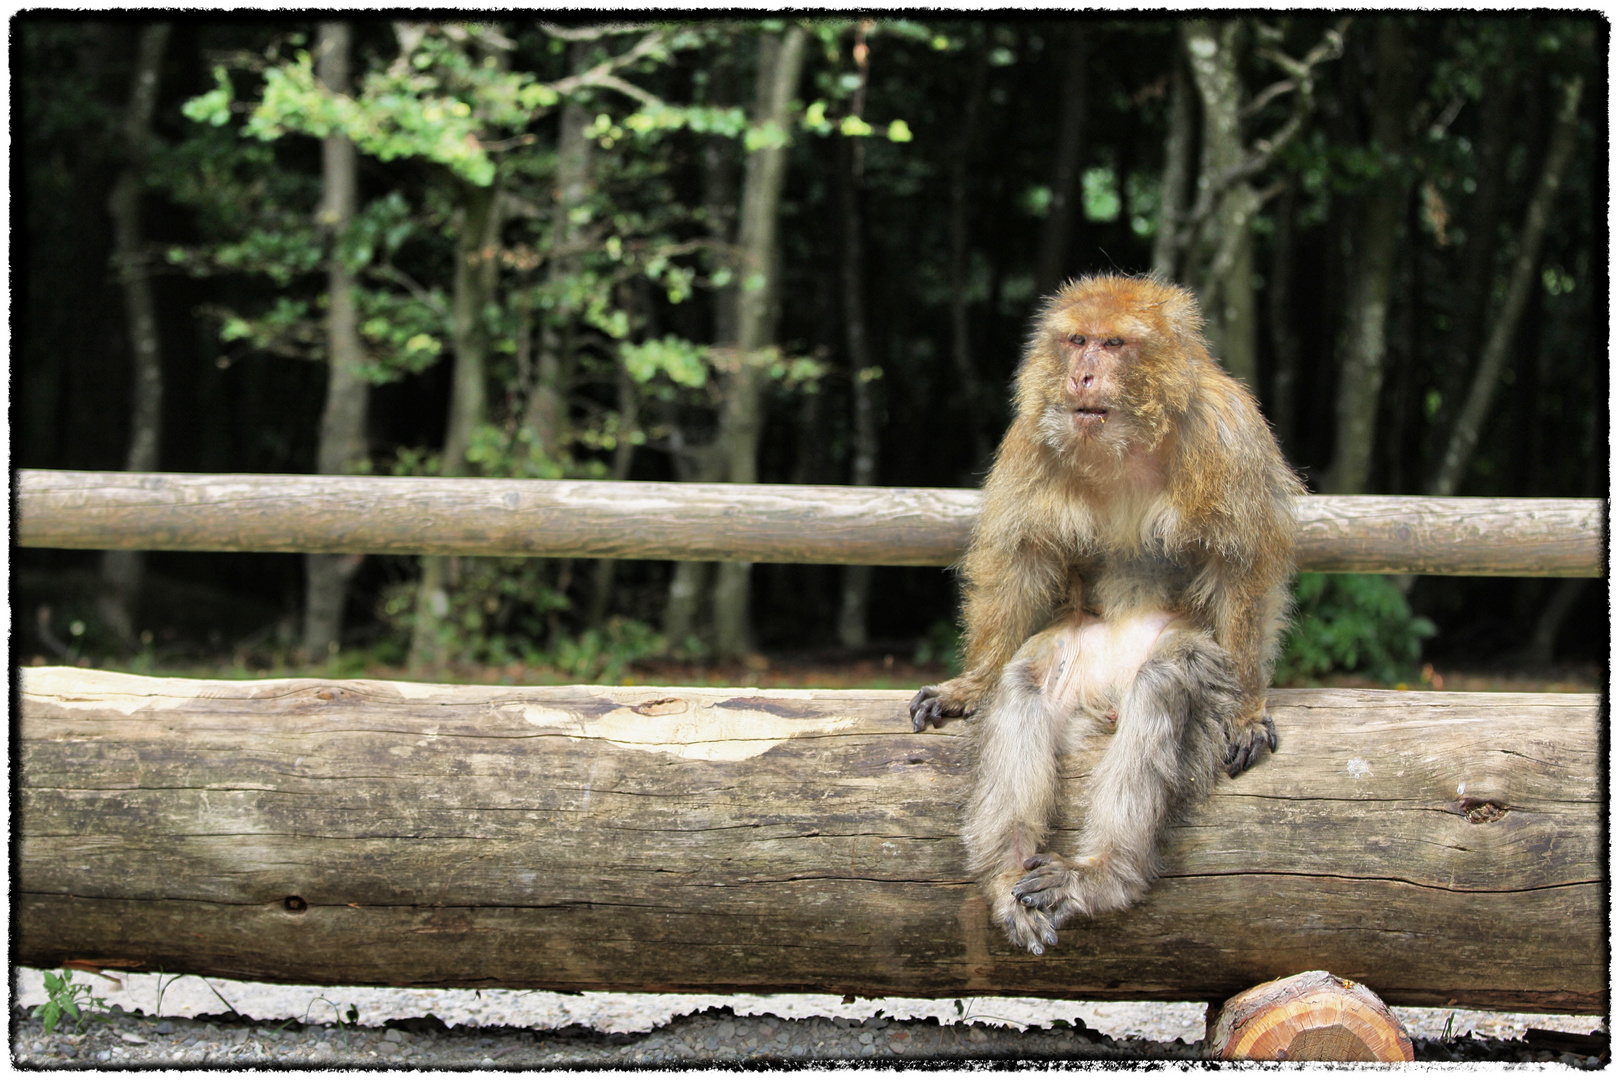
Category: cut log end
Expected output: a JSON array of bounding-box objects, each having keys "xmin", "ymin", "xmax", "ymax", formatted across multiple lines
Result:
[{"xmin": 1206, "ymin": 970, "xmax": 1415, "ymax": 1062}]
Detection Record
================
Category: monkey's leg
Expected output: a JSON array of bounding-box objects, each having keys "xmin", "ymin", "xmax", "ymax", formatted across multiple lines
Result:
[
  {"xmin": 1214, "ymin": 579, "xmax": 1291, "ymax": 776},
  {"xmin": 962, "ymin": 657, "xmax": 1066, "ymax": 954},
  {"xmin": 1012, "ymin": 629, "xmax": 1236, "ymax": 925}
]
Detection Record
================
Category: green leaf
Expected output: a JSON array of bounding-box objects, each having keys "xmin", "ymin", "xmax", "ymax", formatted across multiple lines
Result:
[{"xmin": 182, "ymin": 66, "xmax": 235, "ymax": 127}]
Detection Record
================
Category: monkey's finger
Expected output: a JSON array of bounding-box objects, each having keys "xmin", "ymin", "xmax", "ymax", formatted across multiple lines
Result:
[
  {"xmin": 908, "ymin": 686, "xmax": 934, "ymax": 714},
  {"xmin": 911, "ymin": 698, "xmax": 943, "ymax": 732},
  {"xmin": 1263, "ymin": 714, "xmax": 1278, "ymax": 752},
  {"xmin": 1022, "ymin": 853, "xmax": 1054, "ymax": 871}
]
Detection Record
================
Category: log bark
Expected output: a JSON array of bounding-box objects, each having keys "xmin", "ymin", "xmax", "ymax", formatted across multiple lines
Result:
[
  {"xmin": 16, "ymin": 667, "xmax": 1600, "ymax": 1010},
  {"xmin": 16, "ymin": 471, "xmax": 1603, "ymax": 577},
  {"xmin": 1206, "ymin": 970, "xmax": 1414, "ymax": 1061}
]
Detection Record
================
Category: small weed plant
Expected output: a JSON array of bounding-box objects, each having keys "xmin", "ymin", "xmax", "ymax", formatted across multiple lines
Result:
[{"xmin": 32, "ymin": 969, "xmax": 112, "ymax": 1035}]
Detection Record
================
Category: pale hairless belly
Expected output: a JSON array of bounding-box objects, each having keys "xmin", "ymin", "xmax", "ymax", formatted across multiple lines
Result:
[{"xmin": 1035, "ymin": 609, "xmax": 1184, "ymax": 719}]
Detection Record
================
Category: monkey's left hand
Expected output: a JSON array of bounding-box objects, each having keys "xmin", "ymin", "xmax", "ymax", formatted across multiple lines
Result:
[
  {"xmin": 907, "ymin": 675, "xmax": 983, "ymax": 732},
  {"xmin": 1222, "ymin": 711, "xmax": 1277, "ymax": 777}
]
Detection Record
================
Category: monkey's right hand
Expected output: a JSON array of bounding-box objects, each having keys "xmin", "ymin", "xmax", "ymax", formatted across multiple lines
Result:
[{"xmin": 908, "ymin": 678, "xmax": 980, "ymax": 732}]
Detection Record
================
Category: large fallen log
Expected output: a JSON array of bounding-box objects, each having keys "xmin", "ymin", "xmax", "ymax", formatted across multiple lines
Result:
[{"xmin": 17, "ymin": 667, "xmax": 1600, "ymax": 1012}]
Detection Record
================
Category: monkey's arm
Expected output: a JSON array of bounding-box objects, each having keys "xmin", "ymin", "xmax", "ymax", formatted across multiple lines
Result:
[
  {"xmin": 910, "ymin": 540, "xmax": 1062, "ymax": 731},
  {"xmin": 1207, "ymin": 552, "xmax": 1292, "ymax": 776}
]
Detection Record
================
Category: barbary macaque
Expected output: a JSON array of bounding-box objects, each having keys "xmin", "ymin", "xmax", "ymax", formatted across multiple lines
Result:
[{"xmin": 911, "ymin": 274, "xmax": 1303, "ymax": 954}]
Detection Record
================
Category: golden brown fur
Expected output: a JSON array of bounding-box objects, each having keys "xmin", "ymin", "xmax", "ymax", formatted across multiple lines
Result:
[{"xmin": 910, "ymin": 274, "xmax": 1303, "ymax": 953}]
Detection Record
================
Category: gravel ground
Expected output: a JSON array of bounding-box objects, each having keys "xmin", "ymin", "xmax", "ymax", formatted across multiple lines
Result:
[{"xmin": 10, "ymin": 968, "xmax": 1608, "ymax": 1068}]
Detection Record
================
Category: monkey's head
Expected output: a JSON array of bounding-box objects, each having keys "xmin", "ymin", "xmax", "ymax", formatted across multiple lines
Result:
[{"xmin": 1018, "ymin": 274, "xmax": 1208, "ymax": 461}]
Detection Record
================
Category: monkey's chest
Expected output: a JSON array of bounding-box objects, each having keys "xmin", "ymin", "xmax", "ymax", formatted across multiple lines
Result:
[{"xmin": 1071, "ymin": 549, "xmax": 1199, "ymax": 613}]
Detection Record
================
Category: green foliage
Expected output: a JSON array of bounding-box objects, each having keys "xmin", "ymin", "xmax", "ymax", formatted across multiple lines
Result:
[
  {"xmin": 31, "ymin": 970, "xmax": 112, "ymax": 1036},
  {"xmin": 621, "ymin": 335, "xmax": 710, "ymax": 388},
  {"xmin": 381, "ymin": 556, "xmax": 570, "ymax": 668},
  {"xmin": 548, "ymin": 618, "xmax": 665, "ymax": 682},
  {"xmin": 1277, "ymin": 574, "xmax": 1437, "ymax": 685},
  {"xmin": 378, "ymin": 554, "xmax": 661, "ymax": 681}
]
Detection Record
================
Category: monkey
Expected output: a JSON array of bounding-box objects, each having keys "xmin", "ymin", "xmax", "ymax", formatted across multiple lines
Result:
[{"xmin": 910, "ymin": 273, "xmax": 1303, "ymax": 954}]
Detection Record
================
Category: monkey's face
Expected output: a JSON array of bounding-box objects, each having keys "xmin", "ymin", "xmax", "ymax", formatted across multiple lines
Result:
[{"xmin": 1031, "ymin": 300, "xmax": 1158, "ymax": 456}]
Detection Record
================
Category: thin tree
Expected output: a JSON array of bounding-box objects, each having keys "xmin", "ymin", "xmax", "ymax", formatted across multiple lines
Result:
[
  {"xmin": 98, "ymin": 22, "xmax": 170, "ymax": 649},
  {"xmin": 711, "ymin": 25, "xmax": 809, "ymax": 661},
  {"xmin": 1033, "ymin": 22, "xmax": 1090, "ymax": 297},
  {"xmin": 1322, "ymin": 19, "xmax": 1416, "ymax": 496},
  {"xmin": 1428, "ymin": 77, "xmax": 1584, "ymax": 498},
  {"xmin": 835, "ymin": 22, "xmax": 880, "ymax": 649},
  {"xmin": 302, "ymin": 20, "xmax": 368, "ymax": 660}
]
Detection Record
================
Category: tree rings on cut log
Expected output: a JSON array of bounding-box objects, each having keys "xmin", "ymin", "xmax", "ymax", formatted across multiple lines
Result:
[{"xmin": 1206, "ymin": 970, "xmax": 1414, "ymax": 1062}]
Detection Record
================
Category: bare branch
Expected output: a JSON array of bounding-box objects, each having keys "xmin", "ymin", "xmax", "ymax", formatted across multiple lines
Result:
[
  {"xmin": 543, "ymin": 29, "xmax": 669, "ymax": 107},
  {"xmin": 1172, "ymin": 17, "xmax": 1348, "ymax": 255},
  {"xmin": 368, "ymin": 263, "xmax": 449, "ymax": 318},
  {"xmin": 538, "ymin": 21, "xmax": 652, "ymax": 42}
]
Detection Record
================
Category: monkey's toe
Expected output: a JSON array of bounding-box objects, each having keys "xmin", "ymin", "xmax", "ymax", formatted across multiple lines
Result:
[
  {"xmin": 1223, "ymin": 714, "xmax": 1277, "ymax": 777},
  {"xmin": 1012, "ymin": 852, "xmax": 1079, "ymax": 913},
  {"xmin": 997, "ymin": 902, "xmax": 1058, "ymax": 954}
]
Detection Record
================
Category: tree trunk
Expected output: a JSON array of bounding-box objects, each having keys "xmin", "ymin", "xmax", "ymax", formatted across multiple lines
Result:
[
  {"xmin": 662, "ymin": 50, "xmax": 741, "ymax": 652},
  {"xmin": 1182, "ymin": 19, "xmax": 1259, "ymax": 387},
  {"xmin": 409, "ymin": 177, "xmax": 503, "ymax": 674},
  {"xmin": 1322, "ymin": 21, "xmax": 1414, "ymax": 496},
  {"xmin": 522, "ymin": 44, "xmax": 596, "ymax": 464},
  {"xmin": 947, "ymin": 35, "xmax": 992, "ymax": 470},
  {"xmin": 1150, "ymin": 58, "xmax": 1195, "ymax": 280},
  {"xmin": 1034, "ymin": 23, "xmax": 1090, "ymax": 296},
  {"xmin": 97, "ymin": 22, "xmax": 170, "ymax": 650},
  {"xmin": 1428, "ymin": 77, "xmax": 1583, "ymax": 498},
  {"xmin": 303, "ymin": 21, "xmax": 368, "ymax": 661},
  {"xmin": 1266, "ymin": 181, "xmax": 1300, "ymax": 455},
  {"xmin": 834, "ymin": 111, "xmax": 879, "ymax": 649},
  {"xmin": 586, "ymin": 360, "xmax": 639, "ymax": 628},
  {"xmin": 711, "ymin": 25, "xmax": 808, "ymax": 661},
  {"xmin": 1431, "ymin": 76, "xmax": 1513, "ymax": 459}
]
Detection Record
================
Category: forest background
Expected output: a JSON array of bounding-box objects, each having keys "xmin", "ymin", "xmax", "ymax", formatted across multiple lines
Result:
[{"xmin": 12, "ymin": 13, "xmax": 1605, "ymax": 690}]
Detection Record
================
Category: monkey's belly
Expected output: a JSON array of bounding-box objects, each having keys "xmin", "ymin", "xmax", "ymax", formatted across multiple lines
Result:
[{"xmin": 1038, "ymin": 609, "xmax": 1180, "ymax": 717}]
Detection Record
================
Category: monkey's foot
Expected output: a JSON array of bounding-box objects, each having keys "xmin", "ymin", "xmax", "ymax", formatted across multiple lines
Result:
[
  {"xmin": 986, "ymin": 872, "xmax": 1059, "ymax": 955},
  {"xmin": 1223, "ymin": 712, "xmax": 1277, "ymax": 777},
  {"xmin": 1010, "ymin": 851, "xmax": 1147, "ymax": 928},
  {"xmin": 908, "ymin": 676, "xmax": 980, "ymax": 732}
]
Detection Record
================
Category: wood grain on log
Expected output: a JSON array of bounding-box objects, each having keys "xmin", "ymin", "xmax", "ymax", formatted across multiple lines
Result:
[
  {"xmin": 16, "ymin": 470, "xmax": 1603, "ymax": 576},
  {"xmin": 1206, "ymin": 970, "xmax": 1414, "ymax": 1061},
  {"xmin": 17, "ymin": 668, "xmax": 1600, "ymax": 1009}
]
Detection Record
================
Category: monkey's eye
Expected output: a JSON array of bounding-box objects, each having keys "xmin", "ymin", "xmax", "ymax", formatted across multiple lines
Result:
[
  {"xmin": 1104, "ymin": 337, "xmax": 1124, "ymax": 347},
  {"xmin": 1067, "ymin": 334, "xmax": 1086, "ymax": 346}
]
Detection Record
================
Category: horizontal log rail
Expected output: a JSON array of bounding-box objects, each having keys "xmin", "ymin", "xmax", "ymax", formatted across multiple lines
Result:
[
  {"xmin": 15, "ymin": 469, "xmax": 1605, "ymax": 576},
  {"xmin": 17, "ymin": 667, "xmax": 1600, "ymax": 1011}
]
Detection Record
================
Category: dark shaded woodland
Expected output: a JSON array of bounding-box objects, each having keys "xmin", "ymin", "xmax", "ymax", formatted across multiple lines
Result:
[{"xmin": 12, "ymin": 14, "xmax": 1605, "ymax": 676}]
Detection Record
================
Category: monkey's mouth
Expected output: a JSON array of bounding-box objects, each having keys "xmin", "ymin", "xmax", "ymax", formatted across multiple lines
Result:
[{"xmin": 1073, "ymin": 407, "xmax": 1110, "ymax": 425}]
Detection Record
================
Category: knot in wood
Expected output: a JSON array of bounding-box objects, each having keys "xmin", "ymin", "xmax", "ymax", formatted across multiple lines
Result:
[{"xmin": 1458, "ymin": 798, "xmax": 1507, "ymax": 824}]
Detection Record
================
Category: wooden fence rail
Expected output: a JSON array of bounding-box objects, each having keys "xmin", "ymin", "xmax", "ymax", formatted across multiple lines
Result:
[
  {"xmin": 15, "ymin": 470, "xmax": 1605, "ymax": 576},
  {"xmin": 15, "ymin": 668, "xmax": 1601, "ymax": 1011}
]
